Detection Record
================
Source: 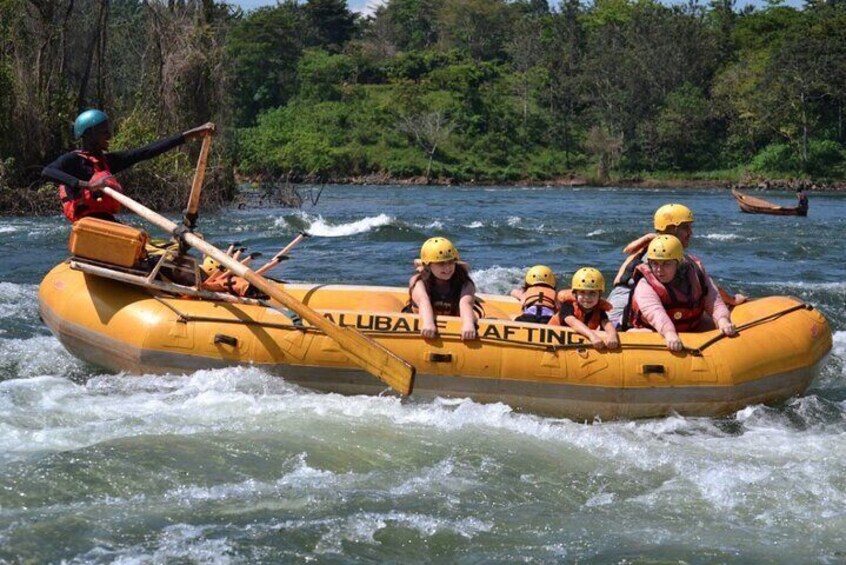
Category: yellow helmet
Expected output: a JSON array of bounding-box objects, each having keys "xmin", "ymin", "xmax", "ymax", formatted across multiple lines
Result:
[
  {"xmin": 200, "ymin": 256, "xmax": 221, "ymax": 276},
  {"xmin": 525, "ymin": 265, "xmax": 556, "ymax": 287},
  {"xmin": 647, "ymin": 235, "xmax": 685, "ymax": 261},
  {"xmin": 653, "ymin": 204, "xmax": 694, "ymax": 232},
  {"xmin": 571, "ymin": 267, "xmax": 605, "ymax": 292},
  {"xmin": 420, "ymin": 237, "xmax": 460, "ymax": 264}
]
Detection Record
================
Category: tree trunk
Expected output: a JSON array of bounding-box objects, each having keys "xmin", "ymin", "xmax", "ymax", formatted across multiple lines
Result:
[
  {"xmin": 426, "ymin": 146, "xmax": 436, "ymax": 185},
  {"xmin": 801, "ymin": 91, "xmax": 808, "ymax": 169},
  {"xmin": 77, "ymin": 0, "xmax": 108, "ymax": 109}
]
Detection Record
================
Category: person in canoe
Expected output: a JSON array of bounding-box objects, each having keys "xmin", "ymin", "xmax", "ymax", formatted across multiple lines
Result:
[
  {"xmin": 405, "ymin": 237, "xmax": 478, "ymax": 340},
  {"xmin": 42, "ymin": 109, "xmax": 214, "ymax": 223},
  {"xmin": 510, "ymin": 265, "xmax": 558, "ymax": 324},
  {"xmin": 608, "ymin": 203, "xmax": 747, "ymax": 328},
  {"xmin": 548, "ymin": 267, "xmax": 619, "ymax": 350},
  {"xmin": 627, "ymin": 235, "xmax": 736, "ymax": 351},
  {"xmin": 797, "ymin": 187, "xmax": 809, "ymax": 214}
]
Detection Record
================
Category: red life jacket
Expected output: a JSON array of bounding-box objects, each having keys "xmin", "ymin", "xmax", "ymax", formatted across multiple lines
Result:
[
  {"xmin": 521, "ymin": 284, "xmax": 557, "ymax": 315},
  {"xmin": 629, "ymin": 258, "xmax": 708, "ymax": 332},
  {"xmin": 552, "ymin": 289, "xmax": 612, "ymax": 329},
  {"xmin": 58, "ymin": 151, "xmax": 123, "ymax": 223}
]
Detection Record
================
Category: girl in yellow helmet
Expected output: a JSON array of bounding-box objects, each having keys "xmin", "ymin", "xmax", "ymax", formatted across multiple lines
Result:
[
  {"xmin": 610, "ymin": 202, "xmax": 747, "ymax": 328},
  {"xmin": 510, "ymin": 265, "xmax": 558, "ymax": 324},
  {"xmin": 628, "ymin": 235, "xmax": 736, "ymax": 351},
  {"xmin": 406, "ymin": 237, "xmax": 477, "ymax": 340},
  {"xmin": 548, "ymin": 267, "xmax": 619, "ymax": 350}
]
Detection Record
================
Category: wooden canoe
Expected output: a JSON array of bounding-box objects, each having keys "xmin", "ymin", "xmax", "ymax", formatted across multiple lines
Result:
[{"xmin": 731, "ymin": 188, "xmax": 808, "ymax": 217}]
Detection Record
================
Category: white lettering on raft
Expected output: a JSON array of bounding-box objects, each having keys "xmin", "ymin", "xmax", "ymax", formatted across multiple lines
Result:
[{"xmin": 320, "ymin": 313, "xmax": 586, "ymax": 345}]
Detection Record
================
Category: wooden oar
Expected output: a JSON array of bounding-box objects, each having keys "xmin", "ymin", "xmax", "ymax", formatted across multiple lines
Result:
[
  {"xmin": 254, "ymin": 232, "xmax": 311, "ymax": 276},
  {"xmin": 183, "ymin": 128, "xmax": 214, "ymax": 230},
  {"xmin": 101, "ymin": 186, "xmax": 415, "ymax": 395}
]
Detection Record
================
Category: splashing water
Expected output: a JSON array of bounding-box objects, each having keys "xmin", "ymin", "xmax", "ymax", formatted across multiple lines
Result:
[{"xmin": 2, "ymin": 185, "xmax": 845, "ymax": 562}]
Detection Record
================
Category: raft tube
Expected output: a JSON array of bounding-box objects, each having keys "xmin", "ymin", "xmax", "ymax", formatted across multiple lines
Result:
[{"xmin": 39, "ymin": 261, "xmax": 833, "ymax": 420}]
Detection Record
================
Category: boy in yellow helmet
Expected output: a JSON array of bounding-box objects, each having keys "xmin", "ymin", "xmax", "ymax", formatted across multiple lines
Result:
[
  {"xmin": 548, "ymin": 267, "xmax": 619, "ymax": 350},
  {"xmin": 510, "ymin": 265, "xmax": 558, "ymax": 324}
]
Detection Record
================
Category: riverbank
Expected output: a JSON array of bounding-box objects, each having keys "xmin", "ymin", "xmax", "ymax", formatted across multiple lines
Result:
[
  {"xmin": 336, "ymin": 173, "xmax": 846, "ymax": 192},
  {"xmin": 4, "ymin": 173, "xmax": 845, "ymax": 217}
]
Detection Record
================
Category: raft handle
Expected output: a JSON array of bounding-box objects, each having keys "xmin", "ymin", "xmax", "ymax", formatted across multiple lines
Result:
[
  {"xmin": 427, "ymin": 353, "xmax": 453, "ymax": 363},
  {"xmin": 214, "ymin": 334, "xmax": 239, "ymax": 347},
  {"xmin": 641, "ymin": 364, "xmax": 665, "ymax": 375}
]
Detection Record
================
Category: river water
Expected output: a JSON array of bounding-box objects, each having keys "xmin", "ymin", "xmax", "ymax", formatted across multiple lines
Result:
[{"xmin": 1, "ymin": 185, "xmax": 845, "ymax": 563}]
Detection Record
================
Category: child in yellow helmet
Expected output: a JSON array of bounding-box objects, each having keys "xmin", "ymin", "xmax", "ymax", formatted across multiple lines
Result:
[
  {"xmin": 609, "ymin": 203, "xmax": 747, "ymax": 328},
  {"xmin": 406, "ymin": 237, "xmax": 477, "ymax": 340},
  {"xmin": 510, "ymin": 265, "xmax": 558, "ymax": 324},
  {"xmin": 549, "ymin": 267, "xmax": 619, "ymax": 350},
  {"xmin": 628, "ymin": 235, "xmax": 735, "ymax": 351}
]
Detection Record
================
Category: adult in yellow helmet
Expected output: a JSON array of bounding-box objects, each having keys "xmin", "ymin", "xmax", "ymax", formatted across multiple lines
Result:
[
  {"xmin": 628, "ymin": 235, "xmax": 735, "ymax": 351},
  {"xmin": 548, "ymin": 267, "xmax": 619, "ymax": 350},
  {"xmin": 510, "ymin": 265, "xmax": 558, "ymax": 324},
  {"xmin": 608, "ymin": 203, "xmax": 747, "ymax": 328},
  {"xmin": 42, "ymin": 109, "xmax": 214, "ymax": 223},
  {"xmin": 406, "ymin": 237, "xmax": 477, "ymax": 340}
]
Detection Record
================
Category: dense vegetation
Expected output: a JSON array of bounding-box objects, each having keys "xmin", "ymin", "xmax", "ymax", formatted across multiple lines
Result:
[{"xmin": 1, "ymin": 0, "xmax": 845, "ymax": 211}]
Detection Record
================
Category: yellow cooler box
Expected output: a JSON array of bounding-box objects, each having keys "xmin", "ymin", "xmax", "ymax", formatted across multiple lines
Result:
[{"xmin": 68, "ymin": 217, "xmax": 148, "ymax": 268}]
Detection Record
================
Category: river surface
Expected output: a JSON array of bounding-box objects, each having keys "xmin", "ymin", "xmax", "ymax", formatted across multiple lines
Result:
[{"xmin": 1, "ymin": 185, "xmax": 845, "ymax": 563}]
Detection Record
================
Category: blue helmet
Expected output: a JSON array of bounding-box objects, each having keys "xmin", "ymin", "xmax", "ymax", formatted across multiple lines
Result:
[{"xmin": 73, "ymin": 109, "xmax": 109, "ymax": 139}]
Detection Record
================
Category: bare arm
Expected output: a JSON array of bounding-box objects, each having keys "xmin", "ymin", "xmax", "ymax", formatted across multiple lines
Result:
[
  {"xmin": 563, "ymin": 315, "xmax": 605, "ymax": 350},
  {"xmin": 600, "ymin": 318, "xmax": 620, "ymax": 348},
  {"xmin": 410, "ymin": 279, "xmax": 437, "ymax": 338},
  {"xmin": 458, "ymin": 281, "xmax": 477, "ymax": 340}
]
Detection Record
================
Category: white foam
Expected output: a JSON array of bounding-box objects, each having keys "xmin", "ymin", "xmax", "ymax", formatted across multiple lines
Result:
[
  {"xmin": 0, "ymin": 367, "xmax": 299, "ymax": 461},
  {"xmin": 470, "ymin": 265, "xmax": 524, "ymax": 295},
  {"xmin": 587, "ymin": 229, "xmax": 606, "ymax": 237},
  {"xmin": 0, "ymin": 282, "xmax": 39, "ymax": 321},
  {"xmin": 0, "ymin": 226, "xmax": 18, "ymax": 234},
  {"xmin": 312, "ymin": 511, "xmax": 492, "ymax": 553},
  {"xmin": 468, "ymin": 221, "xmax": 484, "ymax": 229},
  {"xmin": 306, "ymin": 213, "xmax": 394, "ymax": 237},
  {"xmin": 834, "ymin": 331, "xmax": 846, "ymax": 355},
  {"xmin": 772, "ymin": 281, "xmax": 846, "ymax": 292},
  {"xmin": 273, "ymin": 211, "xmax": 395, "ymax": 237},
  {"xmin": 83, "ymin": 524, "xmax": 237, "ymax": 565},
  {"xmin": 506, "ymin": 216, "xmax": 521, "ymax": 226},
  {"xmin": 0, "ymin": 336, "xmax": 83, "ymax": 377},
  {"xmin": 701, "ymin": 233, "xmax": 742, "ymax": 241}
]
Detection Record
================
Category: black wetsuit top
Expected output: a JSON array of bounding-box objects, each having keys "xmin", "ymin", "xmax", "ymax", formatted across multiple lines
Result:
[{"xmin": 42, "ymin": 133, "xmax": 186, "ymax": 193}]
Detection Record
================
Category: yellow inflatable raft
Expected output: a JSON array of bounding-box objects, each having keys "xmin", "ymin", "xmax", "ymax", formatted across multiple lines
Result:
[{"xmin": 39, "ymin": 261, "xmax": 832, "ymax": 420}]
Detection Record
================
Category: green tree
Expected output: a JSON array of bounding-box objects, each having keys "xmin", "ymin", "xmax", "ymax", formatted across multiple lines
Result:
[
  {"xmin": 296, "ymin": 49, "xmax": 355, "ymax": 102},
  {"xmin": 437, "ymin": 0, "xmax": 511, "ymax": 60},
  {"xmin": 226, "ymin": 3, "xmax": 303, "ymax": 127},
  {"xmin": 650, "ymin": 83, "xmax": 715, "ymax": 170},
  {"xmin": 303, "ymin": 0, "xmax": 357, "ymax": 52},
  {"xmin": 380, "ymin": 0, "xmax": 441, "ymax": 51}
]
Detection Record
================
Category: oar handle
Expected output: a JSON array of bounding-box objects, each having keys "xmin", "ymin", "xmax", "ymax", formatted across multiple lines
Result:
[
  {"xmin": 254, "ymin": 232, "xmax": 311, "ymax": 276},
  {"xmin": 184, "ymin": 128, "xmax": 214, "ymax": 230}
]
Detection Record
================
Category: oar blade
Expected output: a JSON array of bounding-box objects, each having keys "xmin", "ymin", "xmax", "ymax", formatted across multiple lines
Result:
[
  {"xmin": 243, "ymin": 271, "xmax": 416, "ymax": 396},
  {"xmin": 335, "ymin": 325, "xmax": 415, "ymax": 395}
]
